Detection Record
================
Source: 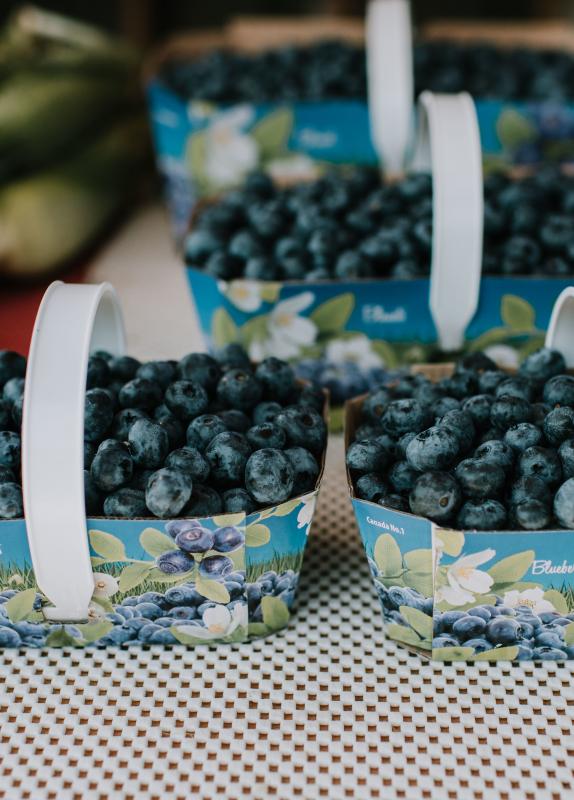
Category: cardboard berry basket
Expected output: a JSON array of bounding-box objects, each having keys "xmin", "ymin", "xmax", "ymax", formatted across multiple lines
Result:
[
  {"xmin": 145, "ymin": 5, "xmax": 574, "ymax": 237},
  {"xmin": 0, "ymin": 282, "xmax": 326, "ymax": 650},
  {"xmin": 344, "ymin": 289, "xmax": 574, "ymax": 663}
]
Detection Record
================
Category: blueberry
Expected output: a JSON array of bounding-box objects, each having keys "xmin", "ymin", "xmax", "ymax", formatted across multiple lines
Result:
[
  {"xmin": 465, "ymin": 638, "xmax": 493, "ymax": 653},
  {"xmin": 217, "ymin": 409, "xmax": 251, "ymax": 433},
  {"xmin": 90, "ymin": 439, "xmax": 133, "ymax": 491},
  {"xmin": 444, "ymin": 369, "xmax": 479, "ymax": 400},
  {"xmin": 128, "ymin": 419, "xmax": 169, "ymax": 469},
  {"xmin": 215, "ymin": 343, "xmax": 251, "ymax": 372},
  {"xmin": 284, "ymin": 447, "xmax": 319, "ymax": 495},
  {"xmin": 0, "ymin": 626, "xmax": 21, "ymax": 647},
  {"xmin": 164, "ymin": 585, "xmax": 203, "ymax": 606},
  {"xmin": 486, "ymin": 617, "xmax": 523, "ymax": 645},
  {"xmin": 535, "ymin": 631, "xmax": 565, "ymax": 649},
  {"xmin": 275, "ymin": 405, "xmax": 327, "ymax": 454},
  {"xmin": 217, "ymin": 368, "xmax": 263, "ymax": 412},
  {"xmin": 184, "ymin": 483, "xmax": 222, "ymax": 516},
  {"xmin": 0, "ymin": 482, "xmax": 23, "ymax": 519},
  {"xmin": 381, "ymin": 399, "xmax": 431, "ymax": 436},
  {"xmin": 409, "ymin": 472, "xmax": 462, "ymax": 524},
  {"xmin": 518, "ymin": 446, "xmax": 562, "ymax": 485},
  {"xmin": 0, "ymin": 351, "xmax": 26, "ymax": 388},
  {"xmin": 253, "ymin": 401, "xmax": 283, "ymax": 425},
  {"xmin": 205, "ymin": 431, "xmax": 251, "ymax": 486},
  {"xmin": 554, "ymin": 478, "xmax": 574, "ymax": 528},
  {"xmin": 388, "ymin": 461, "xmax": 419, "ymax": 493},
  {"xmin": 118, "ymin": 378, "xmax": 162, "ymax": 410},
  {"xmin": 156, "ymin": 550, "xmax": 195, "ymax": 575},
  {"xmin": 462, "ymin": 394, "xmax": 493, "ymax": 430},
  {"xmin": 222, "ymin": 487, "xmax": 257, "ymax": 514},
  {"xmin": 184, "ymin": 229, "xmax": 222, "ymax": 264},
  {"xmin": 198, "ymin": 555, "xmax": 234, "ymax": 580},
  {"xmin": 255, "ymin": 358, "xmax": 297, "ymax": 403},
  {"xmin": 510, "ymin": 475, "xmax": 552, "ymax": 507},
  {"xmin": 84, "ymin": 388, "xmax": 114, "ymax": 442},
  {"xmin": 495, "ymin": 377, "xmax": 534, "ymax": 402},
  {"xmin": 0, "ymin": 465, "xmax": 15, "ymax": 483},
  {"xmin": 559, "ymin": 439, "xmax": 574, "ymax": 479},
  {"xmin": 474, "ymin": 439, "xmax": 515, "ymax": 472},
  {"xmin": 504, "ymin": 423, "xmax": 542, "ymax": 453},
  {"xmin": 213, "ymin": 526, "xmax": 245, "ymax": 552},
  {"xmin": 532, "ymin": 647, "xmax": 566, "ymax": 661},
  {"xmin": 136, "ymin": 360, "xmax": 177, "ymax": 389},
  {"xmin": 362, "ymin": 389, "xmax": 392, "ymax": 424},
  {"xmin": 406, "ymin": 426, "xmax": 460, "ymax": 471},
  {"xmin": 513, "ymin": 498, "xmax": 551, "ymax": 530},
  {"xmin": 138, "ymin": 623, "xmax": 161, "ymax": 642},
  {"xmin": 457, "ymin": 499, "xmax": 507, "ymax": 530},
  {"xmin": 452, "ymin": 615, "xmax": 487, "ymax": 641},
  {"xmin": 433, "ymin": 635, "xmax": 459, "ymax": 649},
  {"xmin": 84, "ymin": 470, "xmax": 101, "ymax": 515},
  {"xmin": 166, "ymin": 606, "xmax": 197, "ymax": 620},
  {"xmin": 103, "ymin": 488, "xmax": 147, "ymax": 518},
  {"xmin": 187, "ymin": 414, "xmax": 227, "ymax": 450},
  {"xmin": 175, "ymin": 525, "xmax": 215, "ymax": 553},
  {"xmin": 544, "ymin": 407, "xmax": 574, "ymax": 446},
  {"xmin": 245, "ymin": 448, "xmax": 294, "ymax": 505},
  {"xmin": 438, "ymin": 409, "xmax": 475, "ymax": 452},
  {"xmin": 0, "ymin": 431, "xmax": 20, "ymax": 470},
  {"xmin": 380, "ymin": 492, "xmax": 409, "ymax": 512},
  {"xmin": 490, "ymin": 395, "xmax": 532, "ymax": 429},
  {"xmin": 519, "ymin": 348, "xmax": 565, "ymax": 383},
  {"xmin": 478, "ymin": 370, "xmax": 505, "ymax": 394},
  {"xmin": 165, "ymin": 446, "xmax": 210, "ymax": 482},
  {"xmin": 3, "ymin": 377, "xmax": 25, "ymax": 406},
  {"xmin": 346, "ymin": 439, "xmax": 390, "ymax": 474},
  {"xmin": 246, "ymin": 423, "xmax": 286, "ymax": 450},
  {"xmin": 178, "ymin": 353, "xmax": 222, "ymax": 392},
  {"xmin": 543, "ymin": 374, "xmax": 574, "ymax": 407},
  {"xmin": 109, "ymin": 355, "xmax": 140, "ymax": 382},
  {"xmin": 156, "ymin": 413, "xmax": 185, "ymax": 450},
  {"xmin": 111, "ymin": 408, "xmax": 149, "ymax": 440},
  {"xmin": 455, "ymin": 458, "xmax": 506, "ymax": 499},
  {"xmin": 145, "ymin": 468, "xmax": 192, "ymax": 518},
  {"xmin": 165, "ymin": 380, "xmax": 209, "ymax": 421}
]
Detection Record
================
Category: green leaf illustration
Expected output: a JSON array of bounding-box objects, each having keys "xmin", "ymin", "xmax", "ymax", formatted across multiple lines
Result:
[
  {"xmin": 118, "ymin": 562, "xmax": 153, "ymax": 593},
  {"xmin": 186, "ymin": 130, "xmax": 208, "ymax": 191},
  {"xmin": 196, "ymin": 576, "xmax": 230, "ymax": 604},
  {"xmin": 213, "ymin": 513, "xmax": 245, "ymax": 528},
  {"xmin": 225, "ymin": 626, "xmax": 247, "ymax": 644},
  {"xmin": 473, "ymin": 646, "xmax": 519, "ymax": 662},
  {"xmin": 399, "ymin": 606, "xmax": 433, "ymax": 640},
  {"xmin": 385, "ymin": 623, "xmax": 421, "ymax": 646},
  {"xmin": 4, "ymin": 588, "xmax": 37, "ymax": 623},
  {"xmin": 310, "ymin": 294, "xmax": 354, "ymax": 334},
  {"xmin": 250, "ymin": 107, "xmax": 293, "ymax": 160},
  {"xmin": 433, "ymin": 646, "xmax": 475, "ymax": 661},
  {"xmin": 212, "ymin": 308, "xmax": 238, "ymax": 348},
  {"xmin": 170, "ymin": 626, "xmax": 207, "ymax": 646},
  {"xmin": 543, "ymin": 589, "xmax": 569, "ymax": 616},
  {"xmin": 496, "ymin": 109, "xmax": 537, "ymax": 150},
  {"xmin": 435, "ymin": 594, "xmax": 498, "ymax": 614},
  {"xmin": 259, "ymin": 282, "xmax": 281, "ymax": 303},
  {"xmin": 89, "ymin": 530, "xmax": 127, "ymax": 562},
  {"xmin": 239, "ymin": 315, "xmax": 269, "ymax": 348},
  {"xmin": 374, "ymin": 533, "xmax": 403, "ymax": 577},
  {"xmin": 90, "ymin": 595, "xmax": 114, "ymax": 613},
  {"xmin": 140, "ymin": 527, "xmax": 178, "ymax": 559},
  {"xmin": 147, "ymin": 567, "xmax": 195, "ymax": 584},
  {"xmin": 248, "ymin": 622, "xmax": 269, "ymax": 638},
  {"xmin": 435, "ymin": 529, "xmax": 464, "ymax": 557},
  {"xmin": 261, "ymin": 596, "xmax": 290, "ymax": 631},
  {"xmin": 403, "ymin": 571, "xmax": 433, "ymax": 597},
  {"xmin": 564, "ymin": 622, "xmax": 574, "ymax": 646},
  {"xmin": 45, "ymin": 627, "xmax": 78, "ymax": 647},
  {"xmin": 246, "ymin": 523, "xmax": 271, "ymax": 548},
  {"xmin": 403, "ymin": 549, "xmax": 432, "ymax": 573},
  {"xmin": 487, "ymin": 550, "xmax": 534, "ymax": 584},
  {"xmin": 75, "ymin": 620, "xmax": 114, "ymax": 643},
  {"xmin": 370, "ymin": 340, "xmax": 399, "ymax": 369},
  {"xmin": 272, "ymin": 497, "xmax": 306, "ymax": 517},
  {"xmin": 501, "ymin": 295, "xmax": 536, "ymax": 331}
]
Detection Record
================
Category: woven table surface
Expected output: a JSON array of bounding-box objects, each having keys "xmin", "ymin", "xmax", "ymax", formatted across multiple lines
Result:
[{"xmin": 1, "ymin": 438, "xmax": 574, "ymax": 800}]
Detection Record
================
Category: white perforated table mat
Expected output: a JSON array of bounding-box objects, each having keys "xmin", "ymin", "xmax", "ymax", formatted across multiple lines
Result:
[{"xmin": 1, "ymin": 438, "xmax": 574, "ymax": 800}]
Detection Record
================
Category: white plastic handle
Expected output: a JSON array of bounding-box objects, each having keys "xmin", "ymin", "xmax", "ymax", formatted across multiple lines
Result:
[
  {"xmin": 411, "ymin": 91, "xmax": 484, "ymax": 352},
  {"xmin": 545, "ymin": 287, "xmax": 574, "ymax": 367},
  {"xmin": 366, "ymin": 0, "xmax": 413, "ymax": 175},
  {"xmin": 22, "ymin": 282, "xmax": 126, "ymax": 622}
]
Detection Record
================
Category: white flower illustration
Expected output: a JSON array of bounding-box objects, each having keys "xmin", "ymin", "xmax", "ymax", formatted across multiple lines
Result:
[
  {"xmin": 297, "ymin": 494, "xmax": 317, "ymax": 534},
  {"xmin": 219, "ymin": 279, "xmax": 263, "ymax": 313},
  {"xmin": 503, "ymin": 587, "xmax": 555, "ymax": 615},
  {"xmin": 204, "ymin": 106, "xmax": 259, "ymax": 188},
  {"xmin": 267, "ymin": 154, "xmax": 319, "ymax": 182},
  {"xmin": 87, "ymin": 602, "xmax": 106, "ymax": 620},
  {"xmin": 436, "ymin": 549, "xmax": 495, "ymax": 607},
  {"xmin": 484, "ymin": 344, "xmax": 520, "ymax": 370},
  {"xmin": 255, "ymin": 292, "xmax": 317, "ymax": 361},
  {"xmin": 177, "ymin": 603, "xmax": 247, "ymax": 640},
  {"xmin": 325, "ymin": 335, "xmax": 384, "ymax": 371},
  {"xmin": 92, "ymin": 572, "xmax": 119, "ymax": 599}
]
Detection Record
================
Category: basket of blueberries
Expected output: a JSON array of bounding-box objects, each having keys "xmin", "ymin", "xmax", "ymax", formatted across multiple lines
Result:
[
  {"xmin": 0, "ymin": 283, "xmax": 327, "ymax": 650},
  {"xmin": 346, "ymin": 341, "xmax": 574, "ymax": 663}
]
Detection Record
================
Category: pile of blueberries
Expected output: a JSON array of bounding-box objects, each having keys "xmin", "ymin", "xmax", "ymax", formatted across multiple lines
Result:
[
  {"xmin": 0, "ymin": 567, "xmax": 298, "ymax": 647},
  {"xmin": 348, "ymin": 346, "xmax": 574, "ymax": 531},
  {"xmin": 162, "ymin": 40, "xmax": 574, "ymax": 103},
  {"xmin": 185, "ymin": 167, "xmax": 574, "ymax": 282},
  {"xmin": 0, "ymin": 346, "xmax": 326, "ymax": 520},
  {"xmin": 376, "ymin": 582, "xmax": 574, "ymax": 661}
]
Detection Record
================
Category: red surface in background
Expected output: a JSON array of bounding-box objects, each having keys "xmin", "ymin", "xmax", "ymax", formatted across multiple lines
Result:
[{"xmin": 0, "ymin": 265, "xmax": 88, "ymax": 355}]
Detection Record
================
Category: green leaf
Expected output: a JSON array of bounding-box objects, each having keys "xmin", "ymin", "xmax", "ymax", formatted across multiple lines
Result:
[
  {"xmin": 385, "ymin": 623, "xmax": 421, "ymax": 646},
  {"xmin": 90, "ymin": 595, "xmax": 114, "ymax": 613},
  {"xmin": 4, "ymin": 588, "xmax": 37, "ymax": 623},
  {"xmin": 89, "ymin": 530, "xmax": 127, "ymax": 562},
  {"xmin": 196, "ymin": 576, "xmax": 230, "ymax": 604},
  {"xmin": 169, "ymin": 626, "xmax": 207, "ymax": 646},
  {"xmin": 496, "ymin": 108, "xmax": 537, "ymax": 150},
  {"xmin": 118, "ymin": 562, "xmax": 153, "ymax": 593},
  {"xmin": 370, "ymin": 340, "xmax": 399, "ymax": 369},
  {"xmin": 403, "ymin": 549, "xmax": 432, "ymax": 573},
  {"xmin": 140, "ymin": 527, "xmax": 177, "ymax": 558},
  {"xmin": 225, "ymin": 626, "xmax": 247, "ymax": 644},
  {"xmin": 474, "ymin": 646, "xmax": 519, "ymax": 662},
  {"xmin": 250, "ymin": 107, "xmax": 293, "ymax": 159},
  {"xmin": 403, "ymin": 571, "xmax": 433, "ymax": 597},
  {"xmin": 261, "ymin": 596, "xmax": 290, "ymax": 631},
  {"xmin": 309, "ymin": 294, "xmax": 354, "ymax": 334},
  {"xmin": 564, "ymin": 622, "xmax": 574, "ymax": 646},
  {"xmin": 487, "ymin": 550, "xmax": 534, "ymax": 584},
  {"xmin": 433, "ymin": 646, "xmax": 475, "ymax": 661},
  {"xmin": 436, "ymin": 529, "xmax": 464, "ymax": 557},
  {"xmin": 246, "ymin": 523, "xmax": 271, "ymax": 548},
  {"xmin": 75, "ymin": 620, "xmax": 113, "ymax": 644},
  {"xmin": 489, "ymin": 581, "xmax": 542, "ymax": 595},
  {"xmin": 543, "ymin": 589, "xmax": 569, "ymax": 616},
  {"xmin": 146, "ymin": 567, "xmax": 195, "ymax": 584},
  {"xmin": 212, "ymin": 308, "xmax": 238, "ymax": 348},
  {"xmin": 45, "ymin": 627, "xmax": 78, "ymax": 647},
  {"xmin": 399, "ymin": 606, "xmax": 433, "ymax": 639},
  {"xmin": 259, "ymin": 282, "xmax": 281, "ymax": 303},
  {"xmin": 248, "ymin": 622, "xmax": 270, "ymax": 638},
  {"xmin": 374, "ymin": 533, "xmax": 402, "ymax": 577},
  {"xmin": 90, "ymin": 557, "xmax": 108, "ymax": 567},
  {"xmin": 186, "ymin": 130, "xmax": 207, "ymax": 192},
  {"xmin": 501, "ymin": 295, "xmax": 536, "ymax": 331},
  {"xmin": 213, "ymin": 513, "xmax": 245, "ymax": 528},
  {"xmin": 239, "ymin": 315, "xmax": 269, "ymax": 348},
  {"xmin": 467, "ymin": 326, "xmax": 518, "ymax": 353}
]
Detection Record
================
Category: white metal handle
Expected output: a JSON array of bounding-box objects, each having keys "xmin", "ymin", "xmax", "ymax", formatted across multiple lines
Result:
[
  {"xmin": 411, "ymin": 91, "xmax": 484, "ymax": 352},
  {"xmin": 366, "ymin": 0, "xmax": 413, "ymax": 175},
  {"xmin": 22, "ymin": 281, "xmax": 126, "ymax": 621},
  {"xmin": 545, "ymin": 286, "xmax": 574, "ymax": 367}
]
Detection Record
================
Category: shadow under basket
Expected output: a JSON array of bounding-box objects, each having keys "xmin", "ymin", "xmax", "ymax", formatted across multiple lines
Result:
[{"xmin": 345, "ymin": 363, "xmax": 574, "ymax": 663}]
